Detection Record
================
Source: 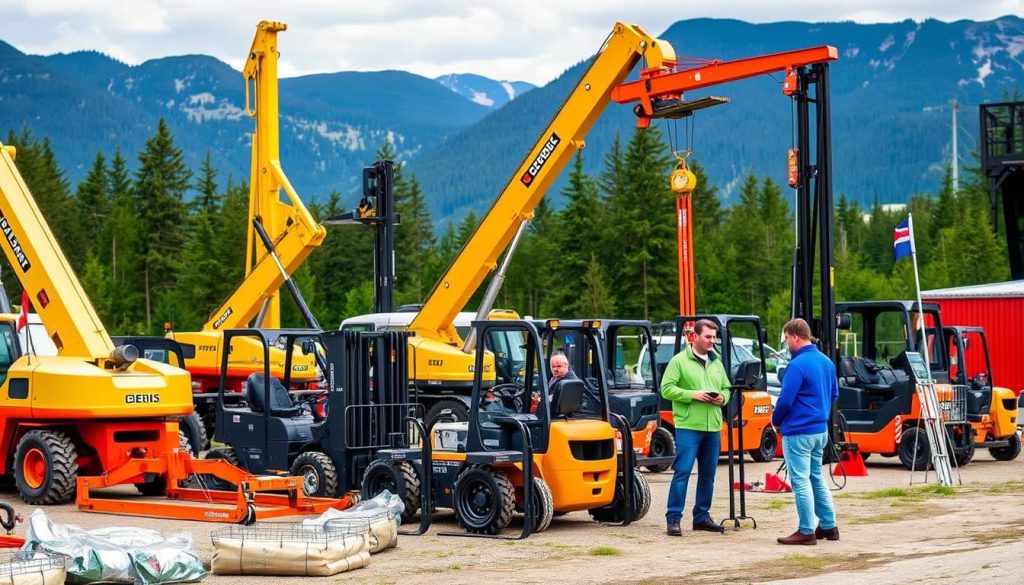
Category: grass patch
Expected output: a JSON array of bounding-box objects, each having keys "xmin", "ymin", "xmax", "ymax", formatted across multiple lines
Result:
[
  {"xmin": 981, "ymin": 480, "xmax": 1024, "ymax": 495},
  {"xmin": 849, "ymin": 512, "xmax": 909, "ymax": 525},
  {"xmin": 763, "ymin": 498, "xmax": 789, "ymax": 510},
  {"xmin": 590, "ymin": 546, "xmax": 621, "ymax": 556},
  {"xmin": 780, "ymin": 554, "xmax": 828, "ymax": 570},
  {"xmin": 858, "ymin": 484, "xmax": 956, "ymax": 500}
]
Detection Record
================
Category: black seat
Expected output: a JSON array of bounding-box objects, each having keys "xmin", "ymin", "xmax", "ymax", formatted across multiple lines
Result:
[
  {"xmin": 840, "ymin": 356, "xmax": 892, "ymax": 393},
  {"xmin": 245, "ymin": 373, "xmax": 302, "ymax": 417},
  {"xmin": 551, "ymin": 378, "xmax": 585, "ymax": 418}
]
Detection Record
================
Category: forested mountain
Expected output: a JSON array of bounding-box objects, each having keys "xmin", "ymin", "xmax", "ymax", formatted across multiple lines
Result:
[
  {"xmin": 412, "ymin": 16, "xmax": 1024, "ymax": 218},
  {"xmin": 2, "ymin": 16, "xmax": 1022, "ymax": 221}
]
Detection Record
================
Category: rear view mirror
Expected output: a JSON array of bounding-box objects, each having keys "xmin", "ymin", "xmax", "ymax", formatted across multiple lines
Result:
[{"xmin": 732, "ymin": 359, "xmax": 762, "ymax": 387}]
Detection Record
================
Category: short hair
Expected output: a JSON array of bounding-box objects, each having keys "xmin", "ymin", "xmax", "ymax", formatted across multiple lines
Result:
[
  {"xmin": 550, "ymin": 352, "xmax": 569, "ymax": 365},
  {"xmin": 693, "ymin": 319, "xmax": 718, "ymax": 335},
  {"xmin": 783, "ymin": 318, "xmax": 812, "ymax": 340}
]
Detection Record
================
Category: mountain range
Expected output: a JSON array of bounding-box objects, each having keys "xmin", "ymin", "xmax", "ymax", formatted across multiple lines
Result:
[{"xmin": 1, "ymin": 16, "xmax": 1022, "ymax": 221}]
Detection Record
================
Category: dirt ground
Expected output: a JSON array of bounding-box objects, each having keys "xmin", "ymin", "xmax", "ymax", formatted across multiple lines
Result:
[{"xmin": 2, "ymin": 449, "xmax": 1021, "ymax": 585}]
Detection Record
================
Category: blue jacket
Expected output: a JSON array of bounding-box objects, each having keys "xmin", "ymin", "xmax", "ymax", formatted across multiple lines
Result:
[{"xmin": 772, "ymin": 344, "xmax": 838, "ymax": 436}]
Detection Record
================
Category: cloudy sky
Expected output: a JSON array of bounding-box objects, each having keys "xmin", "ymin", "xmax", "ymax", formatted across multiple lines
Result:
[{"xmin": 1, "ymin": 1, "xmax": 1020, "ymax": 85}]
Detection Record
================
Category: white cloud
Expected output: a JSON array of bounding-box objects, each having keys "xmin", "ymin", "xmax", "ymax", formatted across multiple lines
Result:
[{"xmin": 0, "ymin": 0, "xmax": 1019, "ymax": 85}]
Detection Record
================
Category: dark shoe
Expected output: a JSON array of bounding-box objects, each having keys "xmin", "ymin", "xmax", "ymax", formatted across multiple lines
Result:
[
  {"xmin": 666, "ymin": 521, "xmax": 682, "ymax": 536},
  {"xmin": 777, "ymin": 531, "xmax": 817, "ymax": 545},
  {"xmin": 815, "ymin": 525, "xmax": 840, "ymax": 541},
  {"xmin": 692, "ymin": 518, "xmax": 725, "ymax": 533}
]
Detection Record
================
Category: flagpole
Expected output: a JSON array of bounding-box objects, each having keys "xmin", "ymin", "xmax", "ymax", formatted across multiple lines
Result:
[{"xmin": 908, "ymin": 213, "xmax": 931, "ymax": 382}]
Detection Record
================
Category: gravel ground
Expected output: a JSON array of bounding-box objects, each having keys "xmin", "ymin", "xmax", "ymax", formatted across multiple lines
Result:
[{"xmin": 2, "ymin": 449, "xmax": 1021, "ymax": 584}]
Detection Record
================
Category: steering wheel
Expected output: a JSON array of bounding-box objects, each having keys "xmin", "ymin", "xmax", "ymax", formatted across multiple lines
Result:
[{"xmin": 490, "ymin": 383, "xmax": 526, "ymax": 411}]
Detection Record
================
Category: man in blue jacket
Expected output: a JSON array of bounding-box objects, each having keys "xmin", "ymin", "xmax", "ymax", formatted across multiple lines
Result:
[{"xmin": 773, "ymin": 318, "xmax": 839, "ymax": 545}]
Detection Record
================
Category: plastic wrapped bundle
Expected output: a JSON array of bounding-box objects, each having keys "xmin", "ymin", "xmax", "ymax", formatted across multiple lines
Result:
[
  {"xmin": 210, "ymin": 523, "xmax": 370, "ymax": 576},
  {"xmin": 21, "ymin": 510, "xmax": 205, "ymax": 585},
  {"xmin": 302, "ymin": 491, "xmax": 401, "ymax": 553},
  {"xmin": 0, "ymin": 551, "xmax": 66, "ymax": 585}
]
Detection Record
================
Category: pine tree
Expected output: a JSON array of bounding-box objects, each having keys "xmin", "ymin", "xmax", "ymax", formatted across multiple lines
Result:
[
  {"xmin": 551, "ymin": 152, "xmax": 604, "ymax": 314},
  {"xmin": 133, "ymin": 119, "xmax": 193, "ymax": 331},
  {"xmin": 75, "ymin": 152, "xmax": 110, "ymax": 260},
  {"xmin": 195, "ymin": 150, "xmax": 220, "ymax": 214},
  {"xmin": 395, "ymin": 174, "xmax": 435, "ymax": 304}
]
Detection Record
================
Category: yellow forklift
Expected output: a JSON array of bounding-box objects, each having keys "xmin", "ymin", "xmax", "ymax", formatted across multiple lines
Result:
[{"xmin": 362, "ymin": 319, "xmax": 649, "ymax": 537}]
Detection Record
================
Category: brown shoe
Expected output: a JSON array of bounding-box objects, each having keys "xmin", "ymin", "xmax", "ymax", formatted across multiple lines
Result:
[
  {"xmin": 777, "ymin": 531, "xmax": 817, "ymax": 545},
  {"xmin": 815, "ymin": 526, "xmax": 840, "ymax": 541}
]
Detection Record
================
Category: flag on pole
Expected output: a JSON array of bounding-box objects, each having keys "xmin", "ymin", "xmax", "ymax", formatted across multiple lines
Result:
[
  {"xmin": 893, "ymin": 217, "xmax": 913, "ymax": 260},
  {"xmin": 16, "ymin": 289, "xmax": 29, "ymax": 331}
]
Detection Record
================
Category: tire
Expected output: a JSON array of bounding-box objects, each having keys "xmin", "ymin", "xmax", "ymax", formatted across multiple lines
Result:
[
  {"xmin": 426, "ymin": 399, "xmax": 470, "ymax": 426},
  {"xmin": 528, "ymin": 476, "xmax": 554, "ymax": 533},
  {"xmin": 362, "ymin": 460, "xmax": 421, "ymax": 524},
  {"xmin": 588, "ymin": 471, "xmax": 650, "ymax": 523},
  {"xmin": 198, "ymin": 402, "xmax": 217, "ymax": 445},
  {"xmin": 290, "ymin": 452, "xmax": 339, "ymax": 497},
  {"xmin": 644, "ymin": 427, "xmax": 675, "ymax": 473},
  {"xmin": 898, "ymin": 426, "xmax": 930, "ymax": 471},
  {"xmin": 136, "ymin": 477, "xmax": 167, "ymax": 497},
  {"xmin": 176, "ymin": 412, "xmax": 207, "ymax": 455},
  {"xmin": 14, "ymin": 430, "xmax": 79, "ymax": 505},
  {"xmin": 749, "ymin": 426, "xmax": 778, "ymax": 463},
  {"xmin": 453, "ymin": 465, "xmax": 515, "ymax": 535},
  {"xmin": 989, "ymin": 432, "xmax": 1021, "ymax": 461}
]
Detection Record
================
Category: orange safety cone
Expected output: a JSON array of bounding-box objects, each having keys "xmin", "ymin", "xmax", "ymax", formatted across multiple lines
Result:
[
  {"xmin": 835, "ymin": 448, "xmax": 869, "ymax": 477},
  {"xmin": 763, "ymin": 472, "xmax": 792, "ymax": 493}
]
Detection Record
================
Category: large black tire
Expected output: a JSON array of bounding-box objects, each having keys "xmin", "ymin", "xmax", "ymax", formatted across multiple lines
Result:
[
  {"xmin": 749, "ymin": 426, "xmax": 779, "ymax": 463},
  {"xmin": 529, "ymin": 477, "xmax": 554, "ymax": 533},
  {"xmin": 14, "ymin": 430, "xmax": 79, "ymax": 505},
  {"xmin": 197, "ymin": 402, "xmax": 217, "ymax": 446},
  {"xmin": 291, "ymin": 452, "xmax": 340, "ymax": 497},
  {"xmin": 645, "ymin": 427, "xmax": 675, "ymax": 473},
  {"xmin": 426, "ymin": 399, "xmax": 470, "ymax": 426},
  {"xmin": 898, "ymin": 426, "xmax": 930, "ymax": 470},
  {"xmin": 362, "ymin": 460, "xmax": 421, "ymax": 524},
  {"xmin": 176, "ymin": 412, "xmax": 207, "ymax": 455},
  {"xmin": 588, "ymin": 471, "xmax": 651, "ymax": 523},
  {"xmin": 453, "ymin": 465, "xmax": 515, "ymax": 535},
  {"xmin": 989, "ymin": 432, "xmax": 1022, "ymax": 461}
]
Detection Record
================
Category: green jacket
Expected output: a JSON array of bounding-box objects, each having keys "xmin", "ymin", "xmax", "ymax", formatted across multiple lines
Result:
[{"xmin": 660, "ymin": 346, "xmax": 731, "ymax": 432}]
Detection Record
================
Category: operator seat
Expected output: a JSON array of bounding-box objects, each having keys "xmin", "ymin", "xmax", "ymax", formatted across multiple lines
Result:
[
  {"xmin": 550, "ymin": 378, "xmax": 586, "ymax": 419},
  {"xmin": 245, "ymin": 373, "xmax": 302, "ymax": 417}
]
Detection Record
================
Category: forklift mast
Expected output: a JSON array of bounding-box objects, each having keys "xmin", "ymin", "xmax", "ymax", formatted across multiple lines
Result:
[{"xmin": 789, "ymin": 64, "xmax": 837, "ymax": 361}]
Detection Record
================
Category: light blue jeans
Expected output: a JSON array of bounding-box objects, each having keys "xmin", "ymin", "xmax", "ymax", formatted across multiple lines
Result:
[{"xmin": 781, "ymin": 432, "xmax": 837, "ymax": 534}]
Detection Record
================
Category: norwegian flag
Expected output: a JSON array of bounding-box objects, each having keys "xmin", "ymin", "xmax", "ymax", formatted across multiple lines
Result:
[
  {"xmin": 893, "ymin": 217, "xmax": 913, "ymax": 261},
  {"xmin": 16, "ymin": 289, "xmax": 29, "ymax": 331}
]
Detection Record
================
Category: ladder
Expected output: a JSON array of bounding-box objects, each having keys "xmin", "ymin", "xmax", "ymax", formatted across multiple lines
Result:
[{"xmin": 911, "ymin": 380, "xmax": 956, "ymax": 485}]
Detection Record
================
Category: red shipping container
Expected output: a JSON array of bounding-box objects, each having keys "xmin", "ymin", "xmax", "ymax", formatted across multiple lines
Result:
[{"xmin": 923, "ymin": 281, "xmax": 1024, "ymax": 396}]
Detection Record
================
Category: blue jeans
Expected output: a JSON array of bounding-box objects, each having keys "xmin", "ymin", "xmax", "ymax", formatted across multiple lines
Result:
[
  {"xmin": 665, "ymin": 429, "xmax": 721, "ymax": 523},
  {"xmin": 782, "ymin": 432, "xmax": 837, "ymax": 534}
]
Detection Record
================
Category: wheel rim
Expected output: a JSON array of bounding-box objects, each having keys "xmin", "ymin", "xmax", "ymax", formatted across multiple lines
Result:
[
  {"xmin": 651, "ymin": 433, "xmax": 669, "ymax": 457},
  {"xmin": 460, "ymin": 477, "xmax": 495, "ymax": 526},
  {"xmin": 368, "ymin": 468, "xmax": 397, "ymax": 496},
  {"xmin": 762, "ymin": 431, "xmax": 777, "ymax": 456},
  {"xmin": 299, "ymin": 465, "xmax": 320, "ymax": 495},
  {"xmin": 22, "ymin": 447, "xmax": 46, "ymax": 489}
]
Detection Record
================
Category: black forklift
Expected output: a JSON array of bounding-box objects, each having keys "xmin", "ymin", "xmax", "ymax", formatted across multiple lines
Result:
[
  {"xmin": 538, "ymin": 318, "xmax": 673, "ymax": 473},
  {"xmin": 361, "ymin": 319, "xmax": 648, "ymax": 538},
  {"xmin": 204, "ymin": 327, "xmax": 422, "ymax": 506}
]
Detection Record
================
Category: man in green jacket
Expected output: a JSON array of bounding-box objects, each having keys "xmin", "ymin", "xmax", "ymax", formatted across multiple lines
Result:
[{"xmin": 661, "ymin": 318, "xmax": 730, "ymax": 536}]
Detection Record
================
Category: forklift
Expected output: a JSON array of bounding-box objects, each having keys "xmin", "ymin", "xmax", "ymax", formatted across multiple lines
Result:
[
  {"xmin": 834, "ymin": 301, "xmax": 974, "ymax": 469},
  {"xmin": 941, "ymin": 325, "xmax": 1020, "ymax": 460},
  {"xmin": 362, "ymin": 319, "xmax": 648, "ymax": 536},
  {"xmin": 202, "ymin": 328, "xmax": 421, "ymax": 505}
]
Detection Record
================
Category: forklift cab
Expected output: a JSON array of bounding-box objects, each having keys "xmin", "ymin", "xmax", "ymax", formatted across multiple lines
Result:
[
  {"xmin": 942, "ymin": 326, "xmax": 993, "ymax": 421},
  {"xmin": 468, "ymin": 320, "xmax": 554, "ymax": 454},
  {"xmin": 834, "ymin": 301, "xmax": 947, "ymax": 431},
  {"xmin": 214, "ymin": 329, "xmax": 322, "ymax": 474}
]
